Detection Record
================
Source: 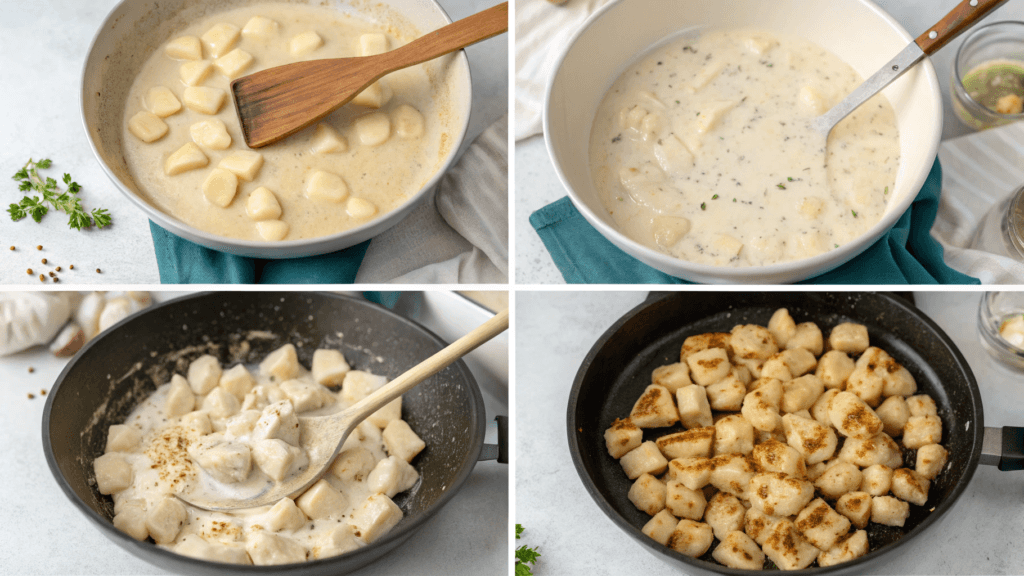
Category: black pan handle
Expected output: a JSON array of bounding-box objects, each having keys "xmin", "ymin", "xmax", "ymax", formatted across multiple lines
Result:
[
  {"xmin": 981, "ymin": 426, "xmax": 1024, "ymax": 471},
  {"xmin": 479, "ymin": 416, "xmax": 508, "ymax": 464}
]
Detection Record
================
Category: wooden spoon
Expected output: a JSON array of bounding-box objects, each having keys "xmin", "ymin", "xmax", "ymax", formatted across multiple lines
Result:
[
  {"xmin": 177, "ymin": 307, "xmax": 509, "ymax": 511},
  {"xmin": 810, "ymin": 0, "xmax": 1008, "ymax": 141},
  {"xmin": 232, "ymin": 2, "xmax": 508, "ymax": 148}
]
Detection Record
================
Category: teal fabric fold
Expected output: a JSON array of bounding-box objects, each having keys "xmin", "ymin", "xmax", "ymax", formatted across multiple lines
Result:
[
  {"xmin": 150, "ymin": 222, "xmax": 370, "ymax": 284},
  {"xmin": 529, "ymin": 159, "xmax": 980, "ymax": 285}
]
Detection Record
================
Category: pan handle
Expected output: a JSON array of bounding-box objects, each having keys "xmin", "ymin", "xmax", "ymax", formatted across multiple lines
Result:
[
  {"xmin": 479, "ymin": 416, "xmax": 508, "ymax": 464},
  {"xmin": 981, "ymin": 426, "xmax": 1024, "ymax": 471}
]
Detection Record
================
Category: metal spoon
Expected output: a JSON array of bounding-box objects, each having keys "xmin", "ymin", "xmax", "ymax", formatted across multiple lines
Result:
[
  {"xmin": 810, "ymin": 0, "xmax": 1008, "ymax": 140},
  {"xmin": 178, "ymin": 307, "xmax": 509, "ymax": 511}
]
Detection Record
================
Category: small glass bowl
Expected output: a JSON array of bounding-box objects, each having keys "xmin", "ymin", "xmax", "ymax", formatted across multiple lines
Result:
[
  {"xmin": 978, "ymin": 291, "xmax": 1024, "ymax": 369},
  {"xmin": 951, "ymin": 21, "xmax": 1024, "ymax": 131}
]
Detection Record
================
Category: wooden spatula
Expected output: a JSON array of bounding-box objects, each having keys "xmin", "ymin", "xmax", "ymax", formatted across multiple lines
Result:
[{"xmin": 231, "ymin": 2, "xmax": 508, "ymax": 148}]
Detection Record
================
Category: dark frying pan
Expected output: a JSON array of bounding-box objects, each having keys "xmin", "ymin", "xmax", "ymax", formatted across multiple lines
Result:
[
  {"xmin": 567, "ymin": 292, "xmax": 1024, "ymax": 575},
  {"xmin": 42, "ymin": 291, "xmax": 502, "ymax": 575}
]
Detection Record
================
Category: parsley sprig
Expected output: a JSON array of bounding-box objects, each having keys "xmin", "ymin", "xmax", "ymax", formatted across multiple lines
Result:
[
  {"xmin": 516, "ymin": 524, "xmax": 540, "ymax": 576},
  {"xmin": 9, "ymin": 159, "xmax": 111, "ymax": 230}
]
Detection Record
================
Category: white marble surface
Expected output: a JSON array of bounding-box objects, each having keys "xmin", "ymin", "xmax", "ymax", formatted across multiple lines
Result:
[
  {"xmin": 0, "ymin": 0, "xmax": 507, "ymax": 286},
  {"xmin": 0, "ymin": 291, "xmax": 508, "ymax": 575},
  {"xmin": 515, "ymin": 290, "xmax": 1024, "ymax": 575},
  {"xmin": 515, "ymin": 0, "xmax": 1024, "ymax": 284}
]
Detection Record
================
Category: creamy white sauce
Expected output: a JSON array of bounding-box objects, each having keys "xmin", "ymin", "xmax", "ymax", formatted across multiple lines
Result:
[
  {"xmin": 589, "ymin": 28, "xmax": 900, "ymax": 267},
  {"xmin": 123, "ymin": 3, "xmax": 450, "ymax": 242}
]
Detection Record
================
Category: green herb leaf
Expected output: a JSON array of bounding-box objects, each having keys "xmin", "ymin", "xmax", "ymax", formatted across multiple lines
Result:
[
  {"xmin": 884, "ymin": 186, "xmax": 889, "ymax": 195},
  {"xmin": 515, "ymin": 525, "xmax": 540, "ymax": 576},
  {"xmin": 8, "ymin": 159, "xmax": 111, "ymax": 230},
  {"xmin": 712, "ymin": 194, "xmax": 719, "ymax": 200},
  {"xmin": 776, "ymin": 183, "xmax": 786, "ymax": 190},
  {"xmin": 852, "ymin": 210, "xmax": 858, "ymax": 217},
  {"xmin": 700, "ymin": 202, "xmax": 707, "ymax": 210}
]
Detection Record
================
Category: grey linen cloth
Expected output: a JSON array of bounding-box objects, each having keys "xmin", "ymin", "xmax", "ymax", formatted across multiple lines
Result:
[{"xmin": 355, "ymin": 116, "xmax": 509, "ymax": 283}]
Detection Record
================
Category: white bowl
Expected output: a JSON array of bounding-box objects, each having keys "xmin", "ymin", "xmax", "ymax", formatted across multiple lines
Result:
[
  {"xmin": 544, "ymin": 0, "xmax": 942, "ymax": 284},
  {"xmin": 82, "ymin": 0, "xmax": 472, "ymax": 259}
]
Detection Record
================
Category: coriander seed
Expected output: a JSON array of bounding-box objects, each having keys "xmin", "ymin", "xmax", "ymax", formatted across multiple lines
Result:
[
  {"xmin": 36, "ymin": 245, "xmax": 42, "ymax": 250},
  {"xmin": 96, "ymin": 268, "xmax": 101, "ymax": 273},
  {"xmin": 27, "ymin": 393, "xmax": 34, "ymax": 400},
  {"xmin": 69, "ymin": 264, "xmax": 74, "ymax": 270},
  {"xmin": 55, "ymin": 266, "xmax": 61, "ymax": 272},
  {"xmin": 53, "ymin": 277, "xmax": 59, "ymax": 283},
  {"xmin": 38, "ymin": 274, "xmax": 44, "ymax": 282},
  {"xmin": 27, "ymin": 367, "xmax": 34, "ymax": 373},
  {"xmin": 41, "ymin": 258, "xmax": 47, "ymax": 264},
  {"xmin": 8, "ymin": 246, "xmax": 13, "ymax": 251},
  {"xmin": 26, "ymin": 269, "xmax": 32, "ymax": 275}
]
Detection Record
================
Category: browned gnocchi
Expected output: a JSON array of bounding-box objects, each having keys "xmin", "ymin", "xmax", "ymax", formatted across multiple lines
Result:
[{"xmin": 605, "ymin": 308, "xmax": 949, "ymax": 569}]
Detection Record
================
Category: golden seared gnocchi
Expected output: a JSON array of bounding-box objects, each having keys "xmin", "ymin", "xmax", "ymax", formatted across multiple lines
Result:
[{"xmin": 605, "ymin": 308, "xmax": 948, "ymax": 569}]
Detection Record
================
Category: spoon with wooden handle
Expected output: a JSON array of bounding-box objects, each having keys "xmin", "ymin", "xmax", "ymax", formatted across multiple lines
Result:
[
  {"xmin": 178, "ymin": 307, "xmax": 509, "ymax": 511},
  {"xmin": 810, "ymin": 0, "xmax": 1008, "ymax": 141},
  {"xmin": 232, "ymin": 2, "xmax": 508, "ymax": 148}
]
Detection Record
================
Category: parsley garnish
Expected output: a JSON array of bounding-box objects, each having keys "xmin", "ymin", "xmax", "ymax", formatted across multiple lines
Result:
[
  {"xmin": 701, "ymin": 202, "xmax": 707, "ymax": 210},
  {"xmin": 776, "ymin": 183, "xmax": 786, "ymax": 190},
  {"xmin": 9, "ymin": 159, "xmax": 111, "ymax": 230},
  {"xmin": 852, "ymin": 210, "xmax": 858, "ymax": 217},
  {"xmin": 884, "ymin": 186, "xmax": 889, "ymax": 195},
  {"xmin": 516, "ymin": 524, "xmax": 540, "ymax": 576},
  {"xmin": 787, "ymin": 177, "xmax": 794, "ymax": 182},
  {"xmin": 712, "ymin": 194, "xmax": 719, "ymax": 200}
]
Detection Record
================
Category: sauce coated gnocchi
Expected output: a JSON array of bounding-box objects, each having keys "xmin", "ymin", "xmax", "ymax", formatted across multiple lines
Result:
[
  {"xmin": 93, "ymin": 344, "xmax": 425, "ymax": 565},
  {"xmin": 605, "ymin": 310, "xmax": 948, "ymax": 570},
  {"xmin": 589, "ymin": 29, "xmax": 900, "ymax": 267},
  {"xmin": 123, "ymin": 3, "xmax": 446, "ymax": 242}
]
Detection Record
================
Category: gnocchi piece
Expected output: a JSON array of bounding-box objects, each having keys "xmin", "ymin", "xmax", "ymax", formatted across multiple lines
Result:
[
  {"xmin": 367, "ymin": 455, "xmax": 419, "ymax": 498},
  {"xmin": 246, "ymin": 187, "xmax": 282, "ymax": 221},
  {"xmin": 798, "ymin": 85, "xmax": 829, "ymax": 115},
  {"xmin": 916, "ymin": 444, "xmax": 948, "ymax": 480},
  {"xmin": 906, "ymin": 394, "xmax": 938, "ymax": 417},
  {"xmin": 767, "ymin": 308, "xmax": 796, "ymax": 348},
  {"xmin": 751, "ymin": 439, "xmax": 806, "ymax": 477},
  {"xmin": 652, "ymin": 216, "xmax": 692, "ymax": 249},
  {"xmin": 730, "ymin": 324, "xmax": 778, "ymax": 360},
  {"xmin": 368, "ymin": 397, "xmax": 403, "ymax": 429},
  {"xmin": 795, "ymin": 498, "xmax": 851, "ymax": 551},
  {"xmin": 193, "ymin": 441, "xmax": 251, "ymax": 483},
  {"xmin": 145, "ymin": 497, "xmax": 187, "ymax": 544},
  {"xmin": 704, "ymin": 492, "xmax": 747, "ymax": 540},
  {"xmin": 666, "ymin": 457, "xmax": 713, "ymax": 490},
  {"xmin": 642, "ymin": 509, "xmax": 678, "ymax": 545},
  {"xmin": 253, "ymin": 400, "xmax": 300, "ymax": 446},
  {"xmin": 686, "ymin": 347, "xmax": 731, "ymax": 386},
  {"xmin": 225, "ymin": 410, "xmax": 258, "ymax": 436},
  {"xmin": 128, "ymin": 111, "xmax": 168, "ymax": 143},
  {"xmin": 165, "ymin": 36, "xmax": 203, "ymax": 60},
  {"xmin": 219, "ymin": 150, "xmax": 264, "ymax": 181},
  {"xmin": 651, "ymin": 362, "xmax": 692, "ymax": 393},
  {"xmin": 628, "ymin": 473, "xmax": 667, "ymax": 515},
  {"xmin": 780, "ymin": 348, "xmax": 817, "ymax": 377},
  {"xmin": 201, "ymin": 23, "xmax": 241, "ymax": 58},
  {"xmin": 105, "ymin": 424, "xmax": 141, "ymax": 454},
  {"xmin": 781, "ymin": 374, "xmax": 825, "ymax": 414},
  {"xmin": 890, "ymin": 468, "xmax": 930, "ymax": 506},
  {"xmin": 828, "ymin": 391, "xmax": 882, "ymax": 439},
  {"xmin": 279, "ymin": 379, "xmax": 334, "ymax": 412},
  {"xmin": 656, "ymin": 426, "xmax": 713, "ymax": 460},
  {"xmin": 257, "ymin": 220, "xmax": 290, "ymax": 242},
  {"xmin": 179, "ymin": 60, "xmax": 213, "ymax": 86},
  {"xmin": 748, "ymin": 472, "xmax": 814, "ymax": 517},
  {"xmin": 359, "ymin": 33, "xmax": 389, "ymax": 56},
  {"xmin": 203, "ymin": 387, "xmax": 241, "ymax": 419},
  {"xmin": 860, "ymin": 464, "xmax": 893, "ymax": 496},
  {"xmin": 314, "ymin": 525, "xmax": 360, "ymax": 559},
  {"xmin": 190, "ymin": 118, "xmax": 232, "ymax": 150},
  {"xmin": 816, "ymin": 350, "xmax": 855, "ymax": 390},
  {"xmin": 818, "ymin": 529, "xmax": 869, "ymax": 567},
  {"xmin": 741, "ymin": 387, "xmax": 782, "ymax": 432},
  {"xmin": 259, "ymin": 343, "xmax": 300, "ymax": 381},
  {"xmin": 903, "ymin": 415, "xmax": 942, "ymax": 448},
  {"xmin": 266, "ymin": 498, "xmax": 306, "ymax": 532},
  {"xmin": 713, "ymin": 234, "xmax": 743, "ymax": 259},
  {"xmin": 709, "ymin": 453, "xmax": 756, "ymax": 499},
  {"xmin": 246, "ymin": 531, "xmax": 306, "ymax": 565},
  {"xmin": 680, "ymin": 332, "xmax": 731, "ymax": 360},
  {"xmin": 810, "ymin": 388, "xmax": 840, "ymax": 427},
  {"xmin": 876, "ymin": 395, "xmax": 911, "ymax": 437},
  {"xmin": 94, "ymin": 453, "xmax": 133, "ymax": 495},
  {"xmin": 350, "ymin": 494, "xmax": 403, "ymax": 543},
  {"xmin": 214, "ymin": 48, "xmax": 254, "ymax": 79},
  {"xmin": 331, "ymin": 446, "xmax": 377, "ymax": 483},
  {"xmin": 676, "ymin": 385, "xmax": 713, "ymax": 429},
  {"xmin": 871, "ymin": 495, "xmax": 910, "ymax": 527},
  {"xmin": 351, "ymin": 81, "xmax": 392, "ymax": 109},
  {"xmin": 290, "ymin": 31, "xmax": 324, "ymax": 57},
  {"xmin": 996, "ymin": 94, "xmax": 1024, "ymax": 115},
  {"xmin": 354, "ymin": 112, "xmax": 392, "ymax": 146},
  {"xmin": 311, "ymin": 349, "xmax": 350, "ymax": 387},
  {"xmin": 183, "ymin": 86, "xmax": 226, "ymax": 114},
  {"xmin": 297, "ymin": 479, "xmax": 348, "ymax": 520},
  {"xmin": 744, "ymin": 507, "xmax": 781, "ymax": 545},
  {"xmin": 837, "ymin": 433, "xmax": 902, "ymax": 468},
  {"xmin": 112, "ymin": 499, "xmax": 149, "ymax": 541},
  {"xmin": 799, "ymin": 196, "xmax": 825, "ymax": 220},
  {"xmin": 695, "ymin": 100, "xmax": 736, "ymax": 134},
  {"xmin": 252, "ymin": 439, "xmax": 302, "ymax": 481},
  {"xmin": 306, "ymin": 170, "xmax": 350, "ymax": 203},
  {"xmin": 630, "ymin": 384, "xmax": 679, "ymax": 428},
  {"xmin": 605, "ymin": 418, "xmax": 642, "ymax": 459},
  {"xmin": 145, "ymin": 86, "xmax": 182, "ymax": 118},
  {"xmin": 383, "ymin": 419, "xmax": 426, "ymax": 462},
  {"xmin": 653, "ymin": 135, "xmax": 695, "ymax": 181},
  {"xmin": 392, "ymin": 104, "xmax": 425, "ymax": 139},
  {"xmin": 762, "ymin": 520, "xmax": 820, "ymax": 570},
  {"xmin": 666, "ymin": 480, "xmax": 707, "ymax": 520},
  {"xmin": 311, "ymin": 124, "xmax": 348, "ymax": 154},
  {"xmin": 783, "ymin": 413, "xmax": 837, "ymax": 464},
  {"xmin": 706, "ymin": 375, "xmax": 746, "ymax": 411},
  {"xmin": 342, "ymin": 370, "xmax": 387, "ymax": 405},
  {"xmin": 346, "ymin": 197, "xmax": 378, "ymax": 220},
  {"xmin": 787, "ymin": 322, "xmax": 823, "ymax": 355},
  {"xmin": 829, "ymin": 322, "xmax": 869, "ymax": 354},
  {"xmin": 714, "ymin": 414, "xmax": 754, "ymax": 455},
  {"xmin": 620, "ymin": 441, "xmax": 668, "ymax": 479},
  {"xmin": 667, "ymin": 519, "xmax": 714, "ymax": 558},
  {"xmin": 744, "ymin": 33, "xmax": 778, "ymax": 55},
  {"xmin": 815, "ymin": 461, "xmax": 863, "ymax": 500},
  {"xmin": 836, "ymin": 492, "xmax": 872, "ymax": 529},
  {"xmin": 242, "ymin": 16, "xmax": 279, "ymax": 41},
  {"xmin": 165, "ymin": 374, "xmax": 196, "ymax": 417},
  {"xmin": 202, "ymin": 168, "xmax": 239, "ymax": 208}
]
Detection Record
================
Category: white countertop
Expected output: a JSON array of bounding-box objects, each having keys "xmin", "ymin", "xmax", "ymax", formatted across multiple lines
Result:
[
  {"xmin": 0, "ymin": 291, "xmax": 508, "ymax": 575},
  {"xmin": 515, "ymin": 0, "xmax": 1024, "ymax": 284},
  {"xmin": 0, "ymin": 0, "xmax": 507, "ymax": 285},
  {"xmin": 515, "ymin": 290, "xmax": 1024, "ymax": 575}
]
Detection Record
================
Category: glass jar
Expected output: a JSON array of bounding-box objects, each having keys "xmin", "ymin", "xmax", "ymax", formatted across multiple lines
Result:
[
  {"xmin": 951, "ymin": 21, "xmax": 1024, "ymax": 131},
  {"xmin": 978, "ymin": 291, "xmax": 1024, "ymax": 369},
  {"xmin": 970, "ymin": 182, "xmax": 1024, "ymax": 260}
]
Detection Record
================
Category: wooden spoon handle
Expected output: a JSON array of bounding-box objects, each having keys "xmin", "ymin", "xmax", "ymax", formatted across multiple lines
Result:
[
  {"xmin": 341, "ymin": 308, "xmax": 510, "ymax": 425},
  {"xmin": 915, "ymin": 0, "xmax": 1009, "ymax": 55},
  {"xmin": 375, "ymin": 2, "xmax": 508, "ymax": 75}
]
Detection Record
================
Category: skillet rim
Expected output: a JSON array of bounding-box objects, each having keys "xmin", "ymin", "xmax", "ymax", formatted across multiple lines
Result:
[
  {"xmin": 566, "ymin": 291, "xmax": 984, "ymax": 575},
  {"xmin": 42, "ymin": 290, "xmax": 487, "ymax": 574}
]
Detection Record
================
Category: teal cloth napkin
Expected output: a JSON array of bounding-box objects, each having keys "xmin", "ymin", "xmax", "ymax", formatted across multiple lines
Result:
[
  {"xmin": 149, "ymin": 222, "xmax": 370, "ymax": 284},
  {"xmin": 530, "ymin": 159, "xmax": 980, "ymax": 285}
]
